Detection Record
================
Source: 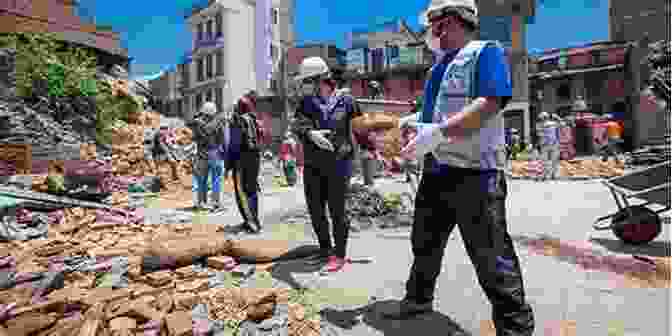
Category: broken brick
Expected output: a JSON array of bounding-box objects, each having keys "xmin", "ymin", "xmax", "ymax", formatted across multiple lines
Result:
[
  {"xmin": 175, "ymin": 279, "xmax": 209, "ymax": 293},
  {"xmin": 206, "ymin": 256, "xmax": 237, "ymax": 270},
  {"xmin": 109, "ymin": 317, "xmax": 138, "ymax": 331},
  {"xmin": 153, "ymin": 292, "xmax": 174, "ymax": 314},
  {"xmin": 164, "ymin": 310, "xmax": 193, "ymax": 336},
  {"xmin": 129, "ymin": 302, "xmax": 164, "ymax": 322},
  {"xmin": 173, "ymin": 293, "xmax": 199, "ymax": 311},
  {"xmin": 4, "ymin": 311, "xmax": 58, "ymax": 336},
  {"xmin": 144, "ymin": 270, "xmax": 174, "ymax": 287}
]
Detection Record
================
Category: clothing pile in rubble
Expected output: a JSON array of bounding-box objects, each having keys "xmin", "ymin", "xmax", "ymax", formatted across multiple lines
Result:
[
  {"xmin": 345, "ymin": 182, "xmax": 413, "ymax": 230},
  {"xmin": 0, "ymin": 205, "xmax": 322, "ymax": 336},
  {"xmin": 510, "ymin": 159, "xmax": 626, "ymax": 178}
]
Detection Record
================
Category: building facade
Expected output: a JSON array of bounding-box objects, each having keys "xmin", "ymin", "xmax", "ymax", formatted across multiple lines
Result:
[
  {"xmin": 0, "ymin": 0, "xmax": 130, "ymax": 71},
  {"xmin": 609, "ymin": 0, "xmax": 670, "ymax": 43},
  {"xmin": 175, "ymin": 0, "xmax": 293, "ymax": 120}
]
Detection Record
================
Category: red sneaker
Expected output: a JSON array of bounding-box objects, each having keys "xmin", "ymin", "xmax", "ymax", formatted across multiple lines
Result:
[{"xmin": 321, "ymin": 256, "xmax": 346, "ymax": 274}]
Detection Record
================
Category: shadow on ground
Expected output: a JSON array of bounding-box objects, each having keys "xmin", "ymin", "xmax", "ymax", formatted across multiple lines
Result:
[
  {"xmin": 321, "ymin": 300, "xmax": 470, "ymax": 336},
  {"xmin": 589, "ymin": 237, "xmax": 671, "ymax": 257}
]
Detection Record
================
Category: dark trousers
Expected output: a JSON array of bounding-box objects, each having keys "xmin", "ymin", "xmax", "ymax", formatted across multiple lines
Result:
[
  {"xmin": 405, "ymin": 164, "xmax": 534, "ymax": 336},
  {"xmin": 232, "ymin": 151, "xmax": 261, "ymax": 227},
  {"xmin": 303, "ymin": 164, "xmax": 350, "ymax": 258}
]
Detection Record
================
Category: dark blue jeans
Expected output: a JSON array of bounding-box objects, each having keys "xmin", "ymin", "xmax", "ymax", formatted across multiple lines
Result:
[
  {"xmin": 405, "ymin": 161, "xmax": 534, "ymax": 335},
  {"xmin": 193, "ymin": 160, "xmax": 225, "ymax": 196}
]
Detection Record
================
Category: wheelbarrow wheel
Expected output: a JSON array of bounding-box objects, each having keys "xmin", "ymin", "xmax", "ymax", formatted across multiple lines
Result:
[{"xmin": 611, "ymin": 205, "xmax": 662, "ymax": 245}]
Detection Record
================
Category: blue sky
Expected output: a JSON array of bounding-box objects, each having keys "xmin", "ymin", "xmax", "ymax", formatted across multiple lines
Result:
[{"xmin": 79, "ymin": 0, "xmax": 609, "ymax": 78}]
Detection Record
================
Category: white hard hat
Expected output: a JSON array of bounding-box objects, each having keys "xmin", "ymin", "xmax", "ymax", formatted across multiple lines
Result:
[
  {"xmin": 294, "ymin": 57, "xmax": 330, "ymax": 82},
  {"xmin": 420, "ymin": 0, "xmax": 478, "ymax": 26},
  {"xmin": 200, "ymin": 101, "xmax": 217, "ymax": 116},
  {"xmin": 538, "ymin": 112, "xmax": 550, "ymax": 120}
]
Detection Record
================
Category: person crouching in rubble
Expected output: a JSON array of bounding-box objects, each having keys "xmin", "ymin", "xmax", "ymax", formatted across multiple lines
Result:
[
  {"xmin": 187, "ymin": 102, "xmax": 227, "ymax": 211},
  {"xmin": 291, "ymin": 57, "xmax": 363, "ymax": 273},
  {"xmin": 227, "ymin": 90, "xmax": 263, "ymax": 234},
  {"xmin": 279, "ymin": 131, "xmax": 298, "ymax": 186}
]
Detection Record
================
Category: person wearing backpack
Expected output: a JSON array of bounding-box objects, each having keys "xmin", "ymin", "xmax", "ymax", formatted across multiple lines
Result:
[
  {"xmin": 186, "ymin": 102, "xmax": 227, "ymax": 211},
  {"xmin": 228, "ymin": 90, "xmax": 263, "ymax": 233},
  {"xmin": 389, "ymin": 1, "xmax": 535, "ymax": 334}
]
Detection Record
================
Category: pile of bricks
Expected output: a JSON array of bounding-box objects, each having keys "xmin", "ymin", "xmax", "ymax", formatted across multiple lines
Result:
[{"xmin": 0, "ymin": 220, "xmax": 319, "ymax": 335}]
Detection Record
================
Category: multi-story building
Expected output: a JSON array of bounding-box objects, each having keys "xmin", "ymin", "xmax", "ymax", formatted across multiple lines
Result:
[
  {"xmin": 178, "ymin": 0, "xmax": 294, "ymax": 120},
  {"xmin": 149, "ymin": 69, "xmax": 182, "ymax": 117},
  {"xmin": 609, "ymin": 0, "xmax": 670, "ymax": 43},
  {"xmin": 342, "ymin": 19, "xmax": 425, "ymax": 101},
  {"xmin": 0, "ymin": 0, "xmax": 130, "ymax": 72},
  {"xmin": 527, "ymin": 40, "xmax": 669, "ymax": 151}
]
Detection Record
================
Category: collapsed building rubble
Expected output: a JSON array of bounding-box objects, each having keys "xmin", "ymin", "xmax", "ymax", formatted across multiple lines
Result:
[{"xmin": 0, "ymin": 198, "xmax": 325, "ymax": 335}]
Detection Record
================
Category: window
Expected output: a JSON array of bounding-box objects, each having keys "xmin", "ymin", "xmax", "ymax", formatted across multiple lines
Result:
[
  {"xmin": 196, "ymin": 93, "xmax": 203, "ymax": 110},
  {"xmin": 271, "ymin": 79, "xmax": 278, "ymax": 92},
  {"xmin": 556, "ymin": 83, "xmax": 571, "ymax": 100},
  {"xmin": 206, "ymin": 89, "xmax": 213, "ymax": 103},
  {"xmin": 197, "ymin": 24, "xmax": 203, "ymax": 41},
  {"xmin": 272, "ymin": 8, "xmax": 278, "ymax": 25},
  {"xmin": 197, "ymin": 58, "xmax": 204, "ymax": 82},
  {"xmin": 177, "ymin": 98, "xmax": 183, "ymax": 116},
  {"xmin": 215, "ymin": 87, "xmax": 223, "ymax": 111},
  {"xmin": 328, "ymin": 46, "xmax": 338, "ymax": 58},
  {"xmin": 216, "ymin": 13, "xmax": 223, "ymax": 36},
  {"xmin": 216, "ymin": 51, "xmax": 224, "ymax": 76},
  {"xmin": 206, "ymin": 54, "xmax": 213, "ymax": 79},
  {"xmin": 589, "ymin": 103, "xmax": 603, "ymax": 115},
  {"xmin": 206, "ymin": 20, "xmax": 213, "ymax": 40}
]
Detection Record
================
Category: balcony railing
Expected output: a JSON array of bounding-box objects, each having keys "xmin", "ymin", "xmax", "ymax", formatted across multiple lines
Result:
[{"xmin": 193, "ymin": 33, "xmax": 224, "ymax": 50}]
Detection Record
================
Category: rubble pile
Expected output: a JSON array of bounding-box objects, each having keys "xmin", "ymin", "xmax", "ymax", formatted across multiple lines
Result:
[
  {"xmin": 346, "ymin": 183, "xmax": 412, "ymax": 229},
  {"xmin": 510, "ymin": 159, "xmax": 626, "ymax": 178},
  {"xmin": 0, "ymin": 98, "xmax": 96, "ymax": 150},
  {"xmin": 0, "ymin": 216, "xmax": 321, "ymax": 335}
]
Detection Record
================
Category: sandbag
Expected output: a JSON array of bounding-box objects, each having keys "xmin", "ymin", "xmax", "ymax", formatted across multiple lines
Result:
[
  {"xmin": 352, "ymin": 113, "xmax": 399, "ymax": 132},
  {"xmin": 146, "ymin": 236, "xmax": 233, "ymax": 269},
  {"xmin": 229, "ymin": 239, "xmax": 294, "ymax": 263}
]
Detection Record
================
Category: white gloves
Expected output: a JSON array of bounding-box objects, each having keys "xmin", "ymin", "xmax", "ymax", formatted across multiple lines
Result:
[
  {"xmin": 401, "ymin": 122, "xmax": 446, "ymax": 160},
  {"xmin": 308, "ymin": 130, "xmax": 334, "ymax": 151},
  {"xmin": 398, "ymin": 113, "xmax": 419, "ymax": 129}
]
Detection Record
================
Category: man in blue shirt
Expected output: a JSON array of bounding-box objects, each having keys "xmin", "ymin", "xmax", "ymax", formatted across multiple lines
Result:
[{"xmin": 388, "ymin": 1, "xmax": 535, "ymax": 335}]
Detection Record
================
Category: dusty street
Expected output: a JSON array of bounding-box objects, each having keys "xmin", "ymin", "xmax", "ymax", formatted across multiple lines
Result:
[{"xmin": 184, "ymin": 167, "xmax": 670, "ymax": 336}]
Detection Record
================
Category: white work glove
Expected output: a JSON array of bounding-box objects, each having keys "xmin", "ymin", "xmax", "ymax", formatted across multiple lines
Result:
[
  {"xmin": 308, "ymin": 130, "xmax": 334, "ymax": 151},
  {"xmin": 400, "ymin": 122, "xmax": 447, "ymax": 160},
  {"xmin": 398, "ymin": 113, "xmax": 418, "ymax": 129}
]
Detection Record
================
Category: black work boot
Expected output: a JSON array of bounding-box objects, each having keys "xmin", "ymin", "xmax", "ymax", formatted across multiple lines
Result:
[{"xmin": 382, "ymin": 299, "xmax": 433, "ymax": 319}]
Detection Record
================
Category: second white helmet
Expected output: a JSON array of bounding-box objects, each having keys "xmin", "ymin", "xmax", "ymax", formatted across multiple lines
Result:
[{"xmin": 294, "ymin": 57, "xmax": 330, "ymax": 82}]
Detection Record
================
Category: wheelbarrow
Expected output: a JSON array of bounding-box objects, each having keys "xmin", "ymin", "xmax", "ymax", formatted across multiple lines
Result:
[{"xmin": 593, "ymin": 161, "xmax": 671, "ymax": 245}]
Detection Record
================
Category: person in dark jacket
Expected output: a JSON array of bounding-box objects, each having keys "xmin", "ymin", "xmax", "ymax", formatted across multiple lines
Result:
[
  {"xmin": 228, "ymin": 90, "xmax": 263, "ymax": 233},
  {"xmin": 291, "ymin": 57, "xmax": 363, "ymax": 273}
]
